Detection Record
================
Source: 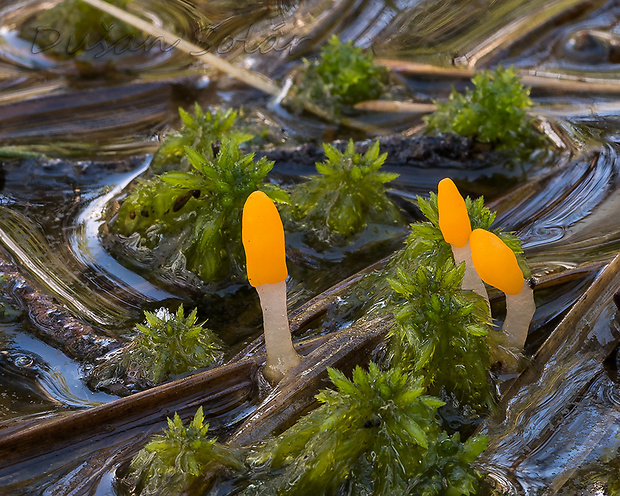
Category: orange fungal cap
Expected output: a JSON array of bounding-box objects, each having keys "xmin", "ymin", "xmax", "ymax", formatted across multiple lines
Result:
[
  {"xmin": 470, "ymin": 228, "xmax": 524, "ymax": 295},
  {"xmin": 242, "ymin": 191, "xmax": 288, "ymax": 287},
  {"xmin": 438, "ymin": 178, "xmax": 471, "ymax": 248}
]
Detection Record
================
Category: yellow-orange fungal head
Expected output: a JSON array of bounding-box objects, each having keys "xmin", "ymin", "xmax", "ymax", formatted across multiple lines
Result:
[
  {"xmin": 438, "ymin": 178, "xmax": 471, "ymax": 248},
  {"xmin": 470, "ymin": 229, "xmax": 524, "ymax": 295},
  {"xmin": 242, "ymin": 191, "xmax": 288, "ymax": 287}
]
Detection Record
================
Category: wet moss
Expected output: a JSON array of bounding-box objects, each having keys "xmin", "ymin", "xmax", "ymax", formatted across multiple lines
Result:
[
  {"xmin": 246, "ymin": 364, "xmax": 487, "ymax": 496},
  {"xmin": 425, "ymin": 66, "xmax": 544, "ymax": 154},
  {"xmin": 109, "ymin": 139, "xmax": 288, "ymax": 283},
  {"xmin": 290, "ymin": 35, "xmax": 390, "ymax": 116},
  {"xmin": 125, "ymin": 406, "xmax": 243, "ymax": 495},
  {"xmin": 285, "ymin": 139, "xmax": 404, "ymax": 245}
]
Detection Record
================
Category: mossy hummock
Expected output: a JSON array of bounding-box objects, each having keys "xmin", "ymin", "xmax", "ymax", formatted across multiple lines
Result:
[
  {"xmin": 246, "ymin": 364, "xmax": 487, "ymax": 496},
  {"xmin": 287, "ymin": 139, "xmax": 403, "ymax": 244},
  {"xmin": 110, "ymin": 139, "xmax": 288, "ymax": 283}
]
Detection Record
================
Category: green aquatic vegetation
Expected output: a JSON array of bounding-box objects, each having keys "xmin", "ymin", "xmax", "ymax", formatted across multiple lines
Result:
[
  {"xmin": 20, "ymin": 0, "xmax": 143, "ymax": 60},
  {"xmin": 110, "ymin": 139, "xmax": 288, "ymax": 282},
  {"xmin": 293, "ymin": 35, "xmax": 390, "ymax": 114},
  {"xmin": 126, "ymin": 406, "xmax": 243, "ymax": 494},
  {"xmin": 246, "ymin": 363, "xmax": 487, "ymax": 496},
  {"xmin": 287, "ymin": 139, "xmax": 403, "ymax": 243},
  {"xmin": 150, "ymin": 105, "xmax": 253, "ymax": 174},
  {"xmin": 386, "ymin": 261, "xmax": 495, "ymax": 413},
  {"xmin": 396, "ymin": 191, "xmax": 529, "ymax": 279},
  {"xmin": 93, "ymin": 305, "xmax": 223, "ymax": 389},
  {"xmin": 425, "ymin": 66, "xmax": 542, "ymax": 151}
]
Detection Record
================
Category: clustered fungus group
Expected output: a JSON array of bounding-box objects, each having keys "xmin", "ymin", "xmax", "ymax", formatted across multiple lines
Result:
[
  {"xmin": 438, "ymin": 178, "xmax": 535, "ymax": 355},
  {"xmin": 245, "ymin": 177, "xmax": 535, "ymax": 386}
]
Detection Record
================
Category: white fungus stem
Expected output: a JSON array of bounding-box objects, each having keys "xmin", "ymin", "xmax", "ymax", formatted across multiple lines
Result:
[
  {"xmin": 451, "ymin": 241, "xmax": 490, "ymax": 315},
  {"xmin": 502, "ymin": 280, "xmax": 535, "ymax": 350},
  {"xmin": 256, "ymin": 280, "xmax": 301, "ymax": 383}
]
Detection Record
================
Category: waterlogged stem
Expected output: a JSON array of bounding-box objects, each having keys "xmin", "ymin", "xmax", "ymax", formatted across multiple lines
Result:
[
  {"xmin": 502, "ymin": 280, "xmax": 535, "ymax": 351},
  {"xmin": 451, "ymin": 241, "xmax": 490, "ymax": 315},
  {"xmin": 256, "ymin": 280, "xmax": 301, "ymax": 383}
]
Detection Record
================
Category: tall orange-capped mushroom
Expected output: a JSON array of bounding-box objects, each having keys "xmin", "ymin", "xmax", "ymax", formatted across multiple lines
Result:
[
  {"xmin": 242, "ymin": 191, "xmax": 300, "ymax": 383},
  {"xmin": 470, "ymin": 228, "xmax": 535, "ymax": 352},
  {"xmin": 437, "ymin": 178, "xmax": 489, "ymax": 312},
  {"xmin": 438, "ymin": 178, "xmax": 471, "ymax": 248}
]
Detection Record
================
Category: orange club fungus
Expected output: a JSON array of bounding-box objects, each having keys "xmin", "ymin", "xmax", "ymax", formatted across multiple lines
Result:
[
  {"xmin": 437, "ymin": 178, "xmax": 490, "ymax": 313},
  {"xmin": 470, "ymin": 228, "xmax": 535, "ymax": 353},
  {"xmin": 242, "ymin": 190, "xmax": 301, "ymax": 383}
]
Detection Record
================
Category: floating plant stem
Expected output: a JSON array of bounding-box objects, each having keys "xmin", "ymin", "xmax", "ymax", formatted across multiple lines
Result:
[
  {"xmin": 470, "ymin": 229, "xmax": 535, "ymax": 353},
  {"xmin": 379, "ymin": 58, "xmax": 620, "ymax": 94},
  {"xmin": 242, "ymin": 191, "xmax": 300, "ymax": 383}
]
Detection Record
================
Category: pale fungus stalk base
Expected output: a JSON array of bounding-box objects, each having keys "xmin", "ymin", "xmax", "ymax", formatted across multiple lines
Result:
[
  {"xmin": 502, "ymin": 280, "xmax": 535, "ymax": 351},
  {"xmin": 256, "ymin": 280, "xmax": 301, "ymax": 383},
  {"xmin": 451, "ymin": 242, "xmax": 490, "ymax": 314}
]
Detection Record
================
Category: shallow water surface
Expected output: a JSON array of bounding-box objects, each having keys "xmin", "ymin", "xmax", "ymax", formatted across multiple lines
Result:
[{"xmin": 1, "ymin": 0, "xmax": 620, "ymax": 494}]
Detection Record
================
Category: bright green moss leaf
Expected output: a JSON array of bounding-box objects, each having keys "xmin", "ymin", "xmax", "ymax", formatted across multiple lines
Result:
[
  {"xmin": 20, "ymin": 0, "xmax": 143, "ymax": 60},
  {"xmin": 110, "ymin": 139, "xmax": 288, "ymax": 283},
  {"xmin": 386, "ymin": 261, "xmax": 495, "ymax": 414},
  {"xmin": 287, "ymin": 139, "xmax": 403, "ymax": 243},
  {"xmin": 92, "ymin": 305, "xmax": 223, "ymax": 390},
  {"xmin": 246, "ymin": 363, "xmax": 487, "ymax": 496},
  {"xmin": 425, "ymin": 66, "xmax": 543, "ymax": 152},
  {"xmin": 150, "ymin": 105, "xmax": 253, "ymax": 174},
  {"xmin": 126, "ymin": 406, "xmax": 243, "ymax": 494},
  {"xmin": 292, "ymin": 35, "xmax": 390, "ymax": 115}
]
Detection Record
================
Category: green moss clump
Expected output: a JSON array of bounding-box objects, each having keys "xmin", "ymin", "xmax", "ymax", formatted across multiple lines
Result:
[
  {"xmin": 110, "ymin": 139, "xmax": 288, "ymax": 283},
  {"xmin": 126, "ymin": 406, "xmax": 243, "ymax": 494},
  {"xmin": 293, "ymin": 35, "xmax": 390, "ymax": 114},
  {"xmin": 425, "ymin": 66, "xmax": 542, "ymax": 151},
  {"xmin": 92, "ymin": 305, "xmax": 223, "ymax": 390},
  {"xmin": 386, "ymin": 261, "xmax": 495, "ymax": 413},
  {"xmin": 20, "ymin": 0, "xmax": 143, "ymax": 60},
  {"xmin": 247, "ymin": 363, "xmax": 487, "ymax": 496},
  {"xmin": 287, "ymin": 139, "xmax": 402, "ymax": 243},
  {"xmin": 150, "ymin": 105, "xmax": 253, "ymax": 174}
]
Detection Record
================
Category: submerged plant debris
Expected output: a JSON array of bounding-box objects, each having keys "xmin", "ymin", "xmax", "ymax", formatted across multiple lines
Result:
[
  {"xmin": 20, "ymin": 0, "xmax": 144, "ymax": 60},
  {"xmin": 245, "ymin": 364, "xmax": 487, "ymax": 496},
  {"xmin": 125, "ymin": 406, "xmax": 243, "ymax": 495},
  {"xmin": 424, "ymin": 66, "xmax": 543, "ymax": 154},
  {"xmin": 89, "ymin": 305, "xmax": 223, "ymax": 392},
  {"xmin": 286, "ymin": 139, "xmax": 404, "ymax": 244}
]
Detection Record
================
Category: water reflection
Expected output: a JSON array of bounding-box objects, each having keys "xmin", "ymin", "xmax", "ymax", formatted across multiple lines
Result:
[{"xmin": 0, "ymin": 328, "xmax": 116, "ymax": 426}]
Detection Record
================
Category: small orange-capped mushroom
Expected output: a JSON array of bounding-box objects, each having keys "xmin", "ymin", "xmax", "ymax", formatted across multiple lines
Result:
[
  {"xmin": 470, "ymin": 228, "xmax": 524, "ymax": 295},
  {"xmin": 242, "ymin": 191, "xmax": 288, "ymax": 287},
  {"xmin": 438, "ymin": 178, "xmax": 471, "ymax": 249}
]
